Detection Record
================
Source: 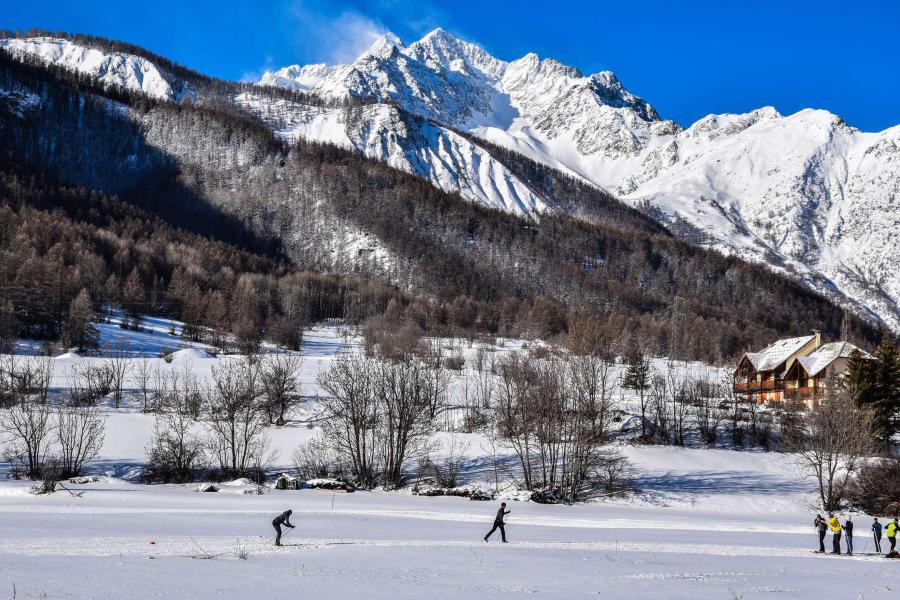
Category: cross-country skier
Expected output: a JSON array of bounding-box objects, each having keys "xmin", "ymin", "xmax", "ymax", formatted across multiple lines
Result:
[
  {"xmin": 872, "ymin": 518, "xmax": 883, "ymax": 554},
  {"xmin": 814, "ymin": 514, "xmax": 827, "ymax": 553},
  {"xmin": 827, "ymin": 513, "xmax": 842, "ymax": 555},
  {"xmin": 484, "ymin": 502, "xmax": 511, "ymax": 543},
  {"xmin": 272, "ymin": 509, "xmax": 295, "ymax": 546},
  {"xmin": 843, "ymin": 517, "xmax": 853, "ymax": 555},
  {"xmin": 887, "ymin": 518, "xmax": 899, "ymax": 554}
]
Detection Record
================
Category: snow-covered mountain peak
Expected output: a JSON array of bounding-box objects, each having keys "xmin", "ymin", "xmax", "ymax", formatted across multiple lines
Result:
[
  {"xmin": 356, "ymin": 32, "xmax": 406, "ymax": 61},
  {"xmin": 504, "ymin": 53, "xmax": 583, "ymax": 85},
  {"xmin": 683, "ymin": 106, "xmax": 781, "ymax": 139},
  {"xmin": 259, "ymin": 63, "xmax": 334, "ymax": 91},
  {"xmin": 405, "ymin": 28, "xmax": 507, "ymax": 81},
  {"xmin": 584, "ymin": 71, "xmax": 659, "ymax": 122}
]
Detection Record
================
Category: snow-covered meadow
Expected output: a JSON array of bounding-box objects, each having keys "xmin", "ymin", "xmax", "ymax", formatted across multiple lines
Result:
[{"xmin": 1, "ymin": 319, "xmax": 896, "ymax": 599}]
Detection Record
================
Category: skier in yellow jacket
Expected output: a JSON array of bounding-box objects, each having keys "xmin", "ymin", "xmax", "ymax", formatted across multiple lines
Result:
[
  {"xmin": 887, "ymin": 518, "xmax": 899, "ymax": 554},
  {"xmin": 827, "ymin": 514, "xmax": 842, "ymax": 555}
]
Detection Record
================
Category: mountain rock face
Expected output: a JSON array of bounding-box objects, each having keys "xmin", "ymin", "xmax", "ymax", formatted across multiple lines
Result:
[
  {"xmin": 258, "ymin": 29, "xmax": 900, "ymax": 329},
  {"xmin": 4, "ymin": 32, "xmax": 899, "ymax": 330}
]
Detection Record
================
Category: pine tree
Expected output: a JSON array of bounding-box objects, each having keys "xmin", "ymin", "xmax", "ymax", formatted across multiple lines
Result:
[
  {"xmin": 622, "ymin": 344, "xmax": 651, "ymax": 438},
  {"xmin": 872, "ymin": 337, "xmax": 900, "ymax": 444},
  {"xmin": 847, "ymin": 338, "xmax": 900, "ymax": 444},
  {"xmin": 0, "ymin": 299, "xmax": 15, "ymax": 353},
  {"xmin": 64, "ymin": 288, "xmax": 99, "ymax": 352}
]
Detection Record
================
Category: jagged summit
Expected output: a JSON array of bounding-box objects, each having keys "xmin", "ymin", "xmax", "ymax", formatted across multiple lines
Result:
[{"xmin": 356, "ymin": 32, "xmax": 406, "ymax": 61}]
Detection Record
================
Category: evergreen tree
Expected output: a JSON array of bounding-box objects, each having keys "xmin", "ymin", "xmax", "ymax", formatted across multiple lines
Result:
[
  {"xmin": 622, "ymin": 344, "xmax": 651, "ymax": 438},
  {"xmin": 64, "ymin": 288, "xmax": 99, "ymax": 352},
  {"xmin": 847, "ymin": 339, "xmax": 900, "ymax": 444},
  {"xmin": 0, "ymin": 299, "xmax": 15, "ymax": 353}
]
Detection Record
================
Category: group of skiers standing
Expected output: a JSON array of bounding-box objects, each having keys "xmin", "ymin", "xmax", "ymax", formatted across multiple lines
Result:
[{"xmin": 814, "ymin": 513, "xmax": 899, "ymax": 556}]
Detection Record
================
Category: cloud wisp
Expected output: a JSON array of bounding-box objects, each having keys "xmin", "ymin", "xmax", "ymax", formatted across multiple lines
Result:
[{"xmin": 287, "ymin": 1, "xmax": 391, "ymax": 65}]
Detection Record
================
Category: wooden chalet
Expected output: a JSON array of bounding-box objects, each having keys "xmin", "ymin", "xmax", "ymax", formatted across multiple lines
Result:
[
  {"xmin": 733, "ymin": 332, "xmax": 870, "ymax": 408},
  {"xmin": 733, "ymin": 332, "xmax": 822, "ymax": 404},
  {"xmin": 782, "ymin": 341, "xmax": 872, "ymax": 408}
]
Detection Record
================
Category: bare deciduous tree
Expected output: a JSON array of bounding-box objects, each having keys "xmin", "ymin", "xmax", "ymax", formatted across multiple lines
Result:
[
  {"xmin": 144, "ymin": 394, "xmax": 206, "ymax": 483},
  {"xmin": 495, "ymin": 350, "xmax": 626, "ymax": 500},
  {"xmin": 56, "ymin": 404, "xmax": 105, "ymax": 478},
  {"xmin": 293, "ymin": 435, "xmax": 340, "ymax": 480},
  {"xmin": 131, "ymin": 355, "xmax": 155, "ymax": 412},
  {"xmin": 375, "ymin": 358, "xmax": 434, "ymax": 489},
  {"xmin": 792, "ymin": 386, "xmax": 876, "ymax": 511},
  {"xmin": 106, "ymin": 338, "xmax": 132, "ymax": 409},
  {"xmin": 0, "ymin": 358, "xmax": 55, "ymax": 478},
  {"xmin": 204, "ymin": 357, "xmax": 271, "ymax": 477},
  {"xmin": 495, "ymin": 353, "xmax": 538, "ymax": 490},
  {"xmin": 1, "ymin": 401, "xmax": 55, "ymax": 478},
  {"xmin": 317, "ymin": 353, "xmax": 379, "ymax": 487},
  {"xmin": 260, "ymin": 353, "xmax": 303, "ymax": 425},
  {"xmin": 67, "ymin": 362, "xmax": 114, "ymax": 405},
  {"xmin": 692, "ymin": 377, "xmax": 725, "ymax": 447}
]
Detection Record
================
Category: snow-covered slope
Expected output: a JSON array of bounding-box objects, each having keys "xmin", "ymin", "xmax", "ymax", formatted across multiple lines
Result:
[
  {"xmin": 233, "ymin": 92, "xmax": 548, "ymax": 214},
  {"xmin": 258, "ymin": 29, "xmax": 900, "ymax": 329},
  {"xmin": 0, "ymin": 37, "xmax": 179, "ymax": 101}
]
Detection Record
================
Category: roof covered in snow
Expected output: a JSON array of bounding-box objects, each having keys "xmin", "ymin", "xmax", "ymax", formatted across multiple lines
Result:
[
  {"xmin": 744, "ymin": 334, "xmax": 816, "ymax": 372},
  {"xmin": 795, "ymin": 341, "xmax": 871, "ymax": 377}
]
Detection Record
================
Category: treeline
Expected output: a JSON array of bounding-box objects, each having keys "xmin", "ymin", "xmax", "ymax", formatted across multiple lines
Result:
[
  {"xmin": 0, "ymin": 169, "xmax": 636, "ymax": 353},
  {"xmin": 0, "ymin": 42, "xmax": 881, "ymax": 362},
  {"xmin": 0, "ymin": 169, "xmax": 405, "ymax": 351}
]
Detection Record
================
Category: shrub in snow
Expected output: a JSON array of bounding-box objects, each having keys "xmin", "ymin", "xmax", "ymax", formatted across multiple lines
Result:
[
  {"xmin": 412, "ymin": 485, "xmax": 492, "ymax": 500},
  {"xmin": 69, "ymin": 475, "xmax": 100, "ymax": 484},
  {"xmin": 302, "ymin": 478, "xmax": 355, "ymax": 492},
  {"xmin": 195, "ymin": 483, "xmax": 219, "ymax": 492},
  {"xmin": 530, "ymin": 488, "xmax": 564, "ymax": 504},
  {"xmin": 275, "ymin": 473, "xmax": 300, "ymax": 490},
  {"xmin": 293, "ymin": 436, "xmax": 340, "ymax": 480},
  {"xmin": 142, "ymin": 403, "xmax": 206, "ymax": 484},
  {"xmin": 849, "ymin": 458, "xmax": 900, "ymax": 515}
]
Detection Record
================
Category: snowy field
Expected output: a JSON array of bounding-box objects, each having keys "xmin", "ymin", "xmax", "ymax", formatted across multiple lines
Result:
[{"xmin": 1, "ymin": 320, "xmax": 896, "ymax": 599}]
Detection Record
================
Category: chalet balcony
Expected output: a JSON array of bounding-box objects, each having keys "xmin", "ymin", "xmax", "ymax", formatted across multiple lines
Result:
[{"xmin": 733, "ymin": 380, "xmax": 777, "ymax": 393}]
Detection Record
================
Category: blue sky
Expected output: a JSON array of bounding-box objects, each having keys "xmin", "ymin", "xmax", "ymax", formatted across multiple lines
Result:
[{"xmin": 4, "ymin": 0, "xmax": 899, "ymax": 131}]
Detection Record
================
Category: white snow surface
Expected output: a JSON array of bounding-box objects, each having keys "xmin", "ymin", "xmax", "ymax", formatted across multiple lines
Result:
[{"xmin": 2, "ymin": 320, "xmax": 894, "ymax": 598}]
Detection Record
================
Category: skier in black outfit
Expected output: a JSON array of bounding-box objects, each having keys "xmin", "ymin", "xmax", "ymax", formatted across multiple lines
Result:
[
  {"xmin": 272, "ymin": 509, "xmax": 295, "ymax": 546},
  {"xmin": 484, "ymin": 503, "xmax": 511, "ymax": 543},
  {"xmin": 814, "ymin": 514, "xmax": 827, "ymax": 553},
  {"xmin": 872, "ymin": 518, "xmax": 883, "ymax": 554},
  {"xmin": 843, "ymin": 517, "xmax": 853, "ymax": 555}
]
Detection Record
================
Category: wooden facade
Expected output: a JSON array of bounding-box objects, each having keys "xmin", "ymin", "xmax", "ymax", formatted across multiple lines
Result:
[
  {"xmin": 732, "ymin": 332, "xmax": 821, "ymax": 404},
  {"xmin": 733, "ymin": 335, "xmax": 870, "ymax": 409}
]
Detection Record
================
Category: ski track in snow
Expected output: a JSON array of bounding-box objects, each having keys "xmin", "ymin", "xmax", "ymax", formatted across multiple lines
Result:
[
  {"xmin": 0, "ymin": 535, "xmax": 880, "ymax": 561},
  {"xmin": 0, "ymin": 503, "xmax": 814, "ymax": 535}
]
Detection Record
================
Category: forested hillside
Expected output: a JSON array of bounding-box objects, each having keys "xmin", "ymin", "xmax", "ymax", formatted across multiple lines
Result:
[{"xmin": 0, "ymin": 41, "xmax": 879, "ymax": 362}]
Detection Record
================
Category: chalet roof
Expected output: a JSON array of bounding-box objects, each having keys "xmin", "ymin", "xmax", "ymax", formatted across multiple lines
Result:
[
  {"xmin": 795, "ymin": 341, "xmax": 871, "ymax": 377},
  {"xmin": 744, "ymin": 334, "xmax": 816, "ymax": 372}
]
